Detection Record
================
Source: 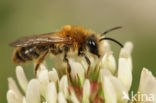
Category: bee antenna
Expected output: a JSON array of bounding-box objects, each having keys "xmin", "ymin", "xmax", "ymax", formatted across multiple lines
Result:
[
  {"xmin": 99, "ymin": 37, "xmax": 123, "ymax": 48},
  {"xmin": 100, "ymin": 26, "xmax": 122, "ymax": 36}
]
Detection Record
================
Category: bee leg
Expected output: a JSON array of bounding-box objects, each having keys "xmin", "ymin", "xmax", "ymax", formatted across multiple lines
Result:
[
  {"xmin": 64, "ymin": 53, "xmax": 72, "ymax": 82},
  {"xmin": 35, "ymin": 51, "xmax": 48, "ymax": 78},
  {"xmin": 78, "ymin": 49, "xmax": 91, "ymax": 78},
  {"xmin": 85, "ymin": 55, "xmax": 91, "ymax": 78}
]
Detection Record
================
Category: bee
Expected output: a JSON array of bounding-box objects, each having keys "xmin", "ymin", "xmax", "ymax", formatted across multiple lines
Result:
[{"xmin": 9, "ymin": 25, "xmax": 123, "ymax": 78}]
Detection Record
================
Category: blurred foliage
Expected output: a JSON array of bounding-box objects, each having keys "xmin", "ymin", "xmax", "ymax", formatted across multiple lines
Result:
[{"xmin": 0, "ymin": 0, "xmax": 156, "ymax": 102}]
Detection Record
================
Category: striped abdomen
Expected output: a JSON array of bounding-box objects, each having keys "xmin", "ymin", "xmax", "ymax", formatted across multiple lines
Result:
[{"xmin": 12, "ymin": 46, "xmax": 47, "ymax": 64}]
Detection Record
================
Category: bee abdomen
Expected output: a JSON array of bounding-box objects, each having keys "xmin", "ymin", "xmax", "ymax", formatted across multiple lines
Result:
[{"xmin": 12, "ymin": 47, "xmax": 40, "ymax": 64}]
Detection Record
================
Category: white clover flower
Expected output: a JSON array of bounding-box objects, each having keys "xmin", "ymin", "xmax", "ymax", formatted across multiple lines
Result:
[{"xmin": 7, "ymin": 41, "xmax": 156, "ymax": 103}]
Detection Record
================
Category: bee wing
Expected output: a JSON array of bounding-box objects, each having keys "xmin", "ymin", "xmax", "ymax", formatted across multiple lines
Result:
[{"xmin": 9, "ymin": 32, "xmax": 71, "ymax": 47}]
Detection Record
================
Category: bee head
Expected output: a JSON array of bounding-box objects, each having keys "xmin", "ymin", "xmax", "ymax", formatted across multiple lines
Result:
[
  {"xmin": 86, "ymin": 34, "xmax": 100, "ymax": 57},
  {"xmin": 86, "ymin": 26, "xmax": 123, "ymax": 58}
]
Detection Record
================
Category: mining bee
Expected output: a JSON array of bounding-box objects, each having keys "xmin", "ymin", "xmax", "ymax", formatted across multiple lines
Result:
[{"xmin": 9, "ymin": 25, "xmax": 123, "ymax": 78}]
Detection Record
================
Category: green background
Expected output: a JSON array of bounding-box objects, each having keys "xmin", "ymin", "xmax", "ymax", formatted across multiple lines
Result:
[{"xmin": 0, "ymin": 0, "xmax": 156, "ymax": 102}]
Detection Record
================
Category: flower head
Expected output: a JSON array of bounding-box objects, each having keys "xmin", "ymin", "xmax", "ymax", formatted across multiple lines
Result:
[{"xmin": 7, "ymin": 41, "xmax": 156, "ymax": 103}]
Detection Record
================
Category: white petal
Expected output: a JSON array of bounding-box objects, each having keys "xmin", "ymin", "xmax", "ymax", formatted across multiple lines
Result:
[
  {"xmin": 138, "ymin": 68, "xmax": 156, "ymax": 102},
  {"xmin": 26, "ymin": 79, "xmax": 40, "ymax": 103},
  {"xmin": 40, "ymin": 64, "xmax": 47, "ymax": 70},
  {"xmin": 103, "ymin": 76, "xmax": 117, "ymax": 103},
  {"xmin": 120, "ymin": 42, "xmax": 133, "ymax": 71},
  {"xmin": 36, "ymin": 64, "xmax": 47, "ymax": 77},
  {"xmin": 69, "ymin": 59, "xmax": 85, "ymax": 84},
  {"xmin": 48, "ymin": 68, "xmax": 59, "ymax": 83},
  {"xmin": 124, "ymin": 41, "xmax": 133, "ymax": 55},
  {"xmin": 8, "ymin": 78, "xmax": 23, "ymax": 100},
  {"xmin": 110, "ymin": 76, "xmax": 129, "ymax": 103},
  {"xmin": 139, "ymin": 68, "xmax": 156, "ymax": 92},
  {"xmin": 82, "ymin": 79, "xmax": 90, "ymax": 103},
  {"xmin": 22, "ymin": 97, "xmax": 26, "ymax": 103},
  {"xmin": 70, "ymin": 91, "xmax": 80, "ymax": 103},
  {"xmin": 58, "ymin": 92, "xmax": 67, "ymax": 103},
  {"xmin": 99, "ymin": 68, "xmax": 112, "ymax": 83},
  {"xmin": 88, "ymin": 54, "xmax": 99, "ymax": 72},
  {"xmin": 120, "ymin": 42, "xmax": 133, "ymax": 58},
  {"xmin": 46, "ymin": 82, "xmax": 57, "ymax": 103},
  {"xmin": 16, "ymin": 66, "xmax": 28, "ymax": 92},
  {"xmin": 59, "ymin": 75, "xmax": 69, "ymax": 98},
  {"xmin": 100, "ymin": 52, "xmax": 116, "ymax": 74},
  {"xmin": 7, "ymin": 90, "xmax": 21, "ymax": 103},
  {"xmin": 38, "ymin": 69, "xmax": 49, "ymax": 97},
  {"xmin": 119, "ymin": 49, "xmax": 128, "ymax": 59},
  {"xmin": 101, "ymin": 41, "xmax": 111, "ymax": 54},
  {"xmin": 118, "ymin": 58, "xmax": 132, "ymax": 91},
  {"xmin": 127, "ymin": 57, "xmax": 132, "ymax": 71},
  {"xmin": 79, "ymin": 58, "xmax": 88, "ymax": 72}
]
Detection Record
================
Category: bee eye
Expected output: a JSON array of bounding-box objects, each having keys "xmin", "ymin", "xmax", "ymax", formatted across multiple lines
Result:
[
  {"xmin": 86, "ymin": 35, "xmax": 100, "ymax": 57},
  {"xmin": 87, "ymin": 40, "xmax": 96, "ymax": 47}
]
